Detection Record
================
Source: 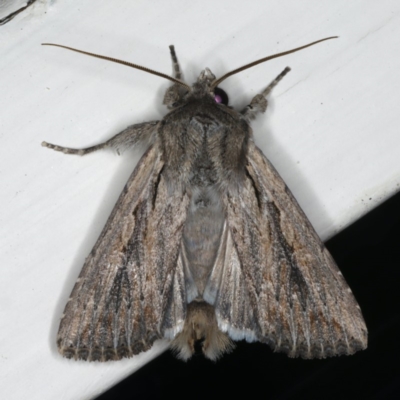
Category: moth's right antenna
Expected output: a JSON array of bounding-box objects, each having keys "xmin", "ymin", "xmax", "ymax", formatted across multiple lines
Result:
[
  {"xmin": 211, "ymin": 36, "xmax": 338, "ymax": 88},
  {"xmin": 42, "ymin": 43, "xmax": 191, "ymax": 91}
]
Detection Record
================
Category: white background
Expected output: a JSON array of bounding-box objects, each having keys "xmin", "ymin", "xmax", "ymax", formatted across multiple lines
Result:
[{"xmin": 1, "ymin": 0, "xmax": 399, "ymax": 399}]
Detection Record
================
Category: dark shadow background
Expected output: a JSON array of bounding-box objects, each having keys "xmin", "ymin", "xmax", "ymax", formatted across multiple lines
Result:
[{"xmin": 97, "ymin": 191, "xmax": 400, "ymax": 400}]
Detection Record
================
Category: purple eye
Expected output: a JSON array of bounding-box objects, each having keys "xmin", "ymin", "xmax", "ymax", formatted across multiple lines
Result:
[
  {"xmin": 213, "ymin": 87, "xmax": 229, "ymax": 106},
  {"xmin": 214, "ymin": 94, "xmax": 223, "ymax": 103}
]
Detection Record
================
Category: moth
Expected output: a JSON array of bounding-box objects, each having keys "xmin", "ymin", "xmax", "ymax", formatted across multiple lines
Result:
[{"xmin": 43, "ymin": 37, "xmax": 367, "ymax": 361}]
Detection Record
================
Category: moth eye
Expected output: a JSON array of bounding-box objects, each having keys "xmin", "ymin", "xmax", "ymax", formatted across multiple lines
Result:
[{"xmin": 213, "ymin": 87, "xmax": 229, "ymax": 106}]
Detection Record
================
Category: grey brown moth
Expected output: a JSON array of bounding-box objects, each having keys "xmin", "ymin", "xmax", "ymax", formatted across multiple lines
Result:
[{"xmin": 43, "ymin": 37, "xmax": 367, "ymax": 361}]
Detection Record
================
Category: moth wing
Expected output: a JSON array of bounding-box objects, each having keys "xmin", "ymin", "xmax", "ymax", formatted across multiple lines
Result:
[
  {"xmin": 57, "ymin": 144, "xmax": 190, "ymax": 361},
  {"xmin": 205, "ymin": 141, "xmax": 367, "ymax": 358}
]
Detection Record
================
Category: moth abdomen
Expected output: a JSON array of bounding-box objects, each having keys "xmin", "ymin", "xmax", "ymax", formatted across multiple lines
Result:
[{"xmin": 171, "ymin": 301, "xmax": 234, "ymax": 361}]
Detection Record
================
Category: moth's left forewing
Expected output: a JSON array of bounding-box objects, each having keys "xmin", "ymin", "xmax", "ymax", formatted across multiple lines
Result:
[
  {"xmin": 57, "ymin": 143, "xmax": 191, "ymax": 361},
  {"xmin": 217, "ymin": 140, "xmax": 367, "ymax": 358}
]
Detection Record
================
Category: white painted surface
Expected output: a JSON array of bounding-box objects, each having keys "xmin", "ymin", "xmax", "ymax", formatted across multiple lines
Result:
[{"xmin": 0, "ymin": 1, "xmax": 399, "ymax": 398}]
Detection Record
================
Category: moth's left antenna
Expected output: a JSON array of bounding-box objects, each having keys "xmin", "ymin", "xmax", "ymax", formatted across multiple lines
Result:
[{"xmin": 42, "ymin": 43, "xmax": 191, "ymax": 91}]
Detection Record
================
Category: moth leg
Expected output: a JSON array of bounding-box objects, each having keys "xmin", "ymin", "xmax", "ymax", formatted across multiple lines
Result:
[
  {"xmin": 241, "ymin": 67, "xmax": 291, "ymax": 121},
  {"xmin": 169, "ymin": 45, "xmax": 182, "ymax": 80},
  {"xmin": 42, "ymin": 120, "xmax": 159, "ymax": 156},
  {"xmin": 163, "ymin": 45, "xmax": 188, "ymax": 109}
]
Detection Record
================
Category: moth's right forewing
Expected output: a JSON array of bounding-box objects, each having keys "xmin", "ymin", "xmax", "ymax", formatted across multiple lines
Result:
[
  {"xmin": 57, "ymin": 143, "xmax": 190, "ymax": 361},
  {"xmin": 217, "ymin": 141, "xmax": 367, "ymax": 358}
]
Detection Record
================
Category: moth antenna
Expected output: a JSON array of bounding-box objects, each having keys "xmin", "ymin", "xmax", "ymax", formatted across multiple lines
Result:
[
  {"xmin": 41, "ymin": 43, "xmax": 191, "ymax": 91},
  {"xmin": 211, "ymin": 36, "xmax": 338, "ymax": 88}
]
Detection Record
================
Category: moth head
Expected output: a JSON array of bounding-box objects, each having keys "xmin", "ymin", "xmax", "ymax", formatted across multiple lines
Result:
[
  {"xmin": 163, "ymin": 67, "xmax": 229, "ymax": 108},
  {"xmin": 190, "ymin": 68, "xmax": 229, "ymax": 106}
]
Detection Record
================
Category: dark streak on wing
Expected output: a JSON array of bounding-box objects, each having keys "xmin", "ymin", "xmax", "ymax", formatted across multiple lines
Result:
[{"xmin": 266, "ymin": 201, "xmax": 309, "ymax": 310}]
